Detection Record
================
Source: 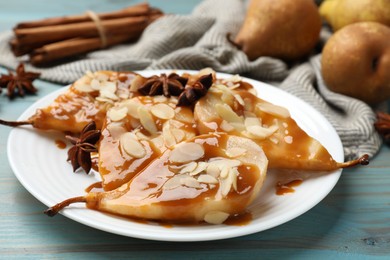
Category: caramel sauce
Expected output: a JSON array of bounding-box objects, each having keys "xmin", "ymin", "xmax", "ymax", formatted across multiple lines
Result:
[
  {"xmin": 224, "ymin": 211, "xmax": 253, "ymax": 226},
  {"xmin": 276, "ymin": 179, "xmax": 303, "ymax": 195},
  {"xmin": 89, "ymin": 134, "xmax": 261, "ymax": 222},
  {"xmin": 98, "ymin": 95, "xmax": 197, "ymax": 191},
  {"xmin": 55, "ymin": 139, "xmax": 66, "ymax": 149},
  {"xmin": 85, "ymin": 181, "xmax": 103, "ymax": 192}
]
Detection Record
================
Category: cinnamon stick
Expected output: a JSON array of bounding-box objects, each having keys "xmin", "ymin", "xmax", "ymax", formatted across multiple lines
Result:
[
  {"xmin": 30, "ymin": 34, "xmax": 138, "ymax": 66},
  {"xmin": 15, "ymin": 3, "xmax": 156, "ymax": 29},
  {"xmin": 14, "ymin": 14, "xmax": 160, "ymax": 46}
]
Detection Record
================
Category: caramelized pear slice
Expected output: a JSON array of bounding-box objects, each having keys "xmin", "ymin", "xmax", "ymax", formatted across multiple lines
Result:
[
  {"xmin": 45, "ymin": 133, "xmax": 268, "ymax": 224},
  {"xmin": 99, "ymin": 95, "xmax": 197, "ymax": 191},
  {"xmin": 194, "ymin": 86, "xmax": 368, "ymax": 171},
  {"xmin": 1, "ymin": 71, "xmax": 141, "ymax": 133}
]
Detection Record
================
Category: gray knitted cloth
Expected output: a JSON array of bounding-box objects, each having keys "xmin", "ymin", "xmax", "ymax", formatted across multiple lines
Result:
[{"xmin": 0, "ymin": 0, "xmax": 381, "ymax": 159}]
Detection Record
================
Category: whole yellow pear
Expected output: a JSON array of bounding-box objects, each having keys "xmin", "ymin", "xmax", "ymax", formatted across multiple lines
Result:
[
  {"xmin": 320, "ymin": 0, "xmax": 390, "ymax": 31},
  {"xmin": 234, "ymin": 0, "xmax": 321, "ymax": 61},
  {"xmin": 321, "ymin": 22, "xmax": 390, "ymax": 105}
]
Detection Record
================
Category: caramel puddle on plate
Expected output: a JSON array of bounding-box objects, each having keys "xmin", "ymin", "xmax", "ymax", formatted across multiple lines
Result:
[
  {"xmin": 276, "ymin": 179, "xmax": 303, "ymax": 195},
  {"xmin": 224, "ymin": 211, "xmax": 252, "ymax": 226},
  {"xmin": 55, "ymin": 139, "xmax": 67, "ymax": 149}
]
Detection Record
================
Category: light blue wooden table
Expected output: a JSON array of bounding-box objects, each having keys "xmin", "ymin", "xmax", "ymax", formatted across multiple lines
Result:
[{"xmin": 1, "ymin": 1, "xmax": 389, "ymax": 259}]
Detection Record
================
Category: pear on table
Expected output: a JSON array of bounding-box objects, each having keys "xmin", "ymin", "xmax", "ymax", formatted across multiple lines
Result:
[
  {"xmin": 45, "ymin": 133, "xmax": 268, "ymax": 224},
  {"xmin": 194, "ymin": 84, "xmax": 368, "ymax": 171}
]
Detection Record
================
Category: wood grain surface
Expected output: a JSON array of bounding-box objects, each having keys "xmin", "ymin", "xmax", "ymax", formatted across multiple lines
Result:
[{"xmin": 0, "ymin": 1, "xmax": 389, "ymax": 259}]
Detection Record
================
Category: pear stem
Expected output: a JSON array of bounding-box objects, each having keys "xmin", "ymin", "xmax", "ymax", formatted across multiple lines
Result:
[
  {"xmin": 337, "ymin": 154, "xmax": 369, "ymax": 168},
  {"xmin": 0, "ymin": 119, "xmax": 33, "ymax": 127},
  {"xmin": 44, "ymin": 196, "xmax": 86, "ymax": 217}
]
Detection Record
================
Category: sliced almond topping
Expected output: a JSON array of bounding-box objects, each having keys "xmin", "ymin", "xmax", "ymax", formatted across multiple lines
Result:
[
  {"xmin": 243, "ymin": 98, "xmax": 253, "ymax": 111},
  {"xmin": 179, "ymin": 162, "xmax": 198, "ymax": 174},
  {"xmin": 163, "ymin": 176, "xmax": 182, "ymax": 190},
  {"xmin": 225, "ymin": 147, "xmax": 247, "ymax": 158},
  {"xmin": 100, "ymin": 89, "xmax": 119, "ymax": 101},
  {"xmin": 206, "ymin": 163, "xmax": 220, "ymax": 178},
  {"xmin": 129, "ymin": 75, "xmax": 145, "ymax": 92},
  {"xmin": 234, "ymin": 94, "xmax": 245, "ymax": 106},
  {"xmin": 246, "ymin": 125, "xmax": 279, "ymax": 140},
  {"xmin": 107, "ymin": 107, "xmax": 128, "ymax": 122},
  {"xmin": 230, "ymin": 122, "xmax": 246, "ymax": 132},
  {"xmin": 220, "ymin": 166, "xmax": 229, "ymax": 179},
  {"xmin": 215, "ymin": 104, "xmax": 243, "ymax": 124},
  {"xmin": 220, "ymin": 120, "xmax": 235, "ymax": 132},
  {"xmin": 171, "ymin": 128, "xmax": 185, "ymax": 143},
  {"xmin": 169, "ymin": 142, "xmax": 204, "ymax": 163},
  {"xmin": 244, "ymin": 117, "xmax": 261, "ymax": 128},
  {"xmin": 100, "ymin": 81, "xmax": 116, "ymax": 92},
  {"xmin": 122, "ymin": 99, "xmax": 141, "ymax": 119},
  {"xmin": 189, "ymin": 162, "xmax": 208, "ymax": 176},
  {"xmin": 197, "ymin": 174, "xmax": 218, "ymax": 184},
  {"xmin": 162, "ymin": 121, "xmax": 176, "ymax": 147},
  {"xmin": 137, "ymin": 106, "xmax": 158, "ymax": 135},
  {"xmin": 204, "ymin": 211, "xmax": 229, "ymax": 225},
  {"xmin": 153, "ymin": 95, "xmax": 168, "ymax": 103},
  {"xmin": 180, "ymin": 176, "xmax": 201, "ymax": 188},
  {"xmin": 96, "ymin": 72, "xmax": 109, "ymax": 82},
  {"xmin": 90, "ymin": 78, "xmax": 101, "ymax": 90},
  {"xmin": 150, "ymin": 103, "xmax": 175, "ymax": 120},
  {"xmin": 96, "ymin": 96, "xmax": 115, "ymax": 104},
  {"xmin": 120, "ymin": 132, "xmax": 146, "ymax": 158},
  {"xmin": 256, "ymin": 102, "xmax": 290, "ymax": 118},
  {"xmin": 220, "ymin": 176, "xmax": 233, "ymax": 197},
  {"xmin": 230, "ymin": 168, "xmax": 239, "ymax": 191}
]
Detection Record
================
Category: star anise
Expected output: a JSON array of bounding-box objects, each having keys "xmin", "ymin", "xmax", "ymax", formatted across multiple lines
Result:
[
  {"xmin": 177, "ymin": 73, "xmax": 213, "ymax": 106},
  {"xmin": 66, "ymin": 121, "xmax": 101, "ymax": 174},
  {"xmin": 374, "ymin": 112, "xmax": 390, "ymax": 145},
  {"xmin": 0, "ymin": 63, "xmax": 40, "ymax": 99},
  {"xmin": 138, "ymin": 73, "xmax": 188, "ymax": 97}
]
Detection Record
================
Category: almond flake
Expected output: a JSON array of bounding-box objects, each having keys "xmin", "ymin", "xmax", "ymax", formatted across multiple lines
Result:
[
  {"xmin": 96, "ymin": 96, "xmax": 115, "ymax": 104},
  {"xmin": 179, "ymin": 162, "xmax": 198, "ymax": 174},
  {"xmin": 120, "ymin": 133, "xmax": 146, "ymax": 158},
  {"xmin": 90, "ymin": 78, "xmax": 101, "ymax": 90},
  {"xmin": 107, "ymin": 107, "xmax": 128, "ymax": 122},
  {"xmin": 244, "ymin": 117, "xmax": 261, "ymax": 127},
  {"xmin": 189, "ymin": 162, "xmax": 208, "ymax": 176},
  {"xmin": 171, "ymin": 129, "xmax": 185, "ymax": 143},
  {"xmin": 234, "ymin": 94, "xmax": 245, "ymax": 106},
  {"xmin": 206, "ymin": 163, "xmax": 221, "ymax": 178},
  {"xmin": 215, "ymin": 104, "xmax": 243, "ymax": 124},
  {"xmin": 220, "ymin": 166, "xmax": 229, "ymax": 179},
  {"xmin": 246, "ymin": 125, "xmax": 279, "ymax": 140},
  {"xmin": 230, "ymin": 168, "xmax": 239, "ymax": 191},
  {"xmin": 225, "ymin": 147, "xmax": 247, "ymax": 158},
  {"xmin": 163, "ymin": 176, "xmax": 182, "ymax": 190},
  {"xmin": 256, "ymin": 102, "xmax": 290, "ymax": 118},
  {"xmin": 162, "ymin": 121, "xmax": 176, "ymax": 147},
  {"xmin": 220, "ymin": 176, "xmax": 233, "ymax": 197},
  {"xmin": 180, "ymin": 176, "xmax": 201, "ymax": 188},
  {"xmin": 129, "ymin": 75, "xmax": 145, "ymax": 92},
  {"xmin": 137, "ymin": 106, "xmax": 158, "ymax": 134},
  {"xmin": 169, "ymin": 142, "xmax": 204, "ymax": 163},
  {"xmin": 220, "ymin": 120, "xmax": 234, "ymax": 132},
  {"xmin": 197, "ymin": 174, "xmax": 218, "ymax": 184},
  {"xmin": 100, "ymin": 89, "xmax": 119, "ymax": 101},
  {"xmin": 153, "ymin": 95, "xmax": 168, "ymax": 103},
  {"xmin": 151, "ymin": 103, "xmax": 175, "ymax": 120},
  {"xmin": 122, "ymin": 99, "xmax": 141, "ymax": 119},
  {"xmin": 204, "ymin": 211, "xmax": 229, "ymax": 225}
]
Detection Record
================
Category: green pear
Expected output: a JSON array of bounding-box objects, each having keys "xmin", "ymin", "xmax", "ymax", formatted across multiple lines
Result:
[
  {"xmin": 321, "ymin": 22, "xmax": 390, "ymax": 105},
  {"xmin": 320, "ymin": 0, "xmax": 390, "ymax": 31}
]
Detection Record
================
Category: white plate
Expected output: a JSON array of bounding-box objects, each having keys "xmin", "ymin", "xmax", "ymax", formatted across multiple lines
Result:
[{"xmin": 8, "ymin": 70, "xmax": 343, "ymax": 241}]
